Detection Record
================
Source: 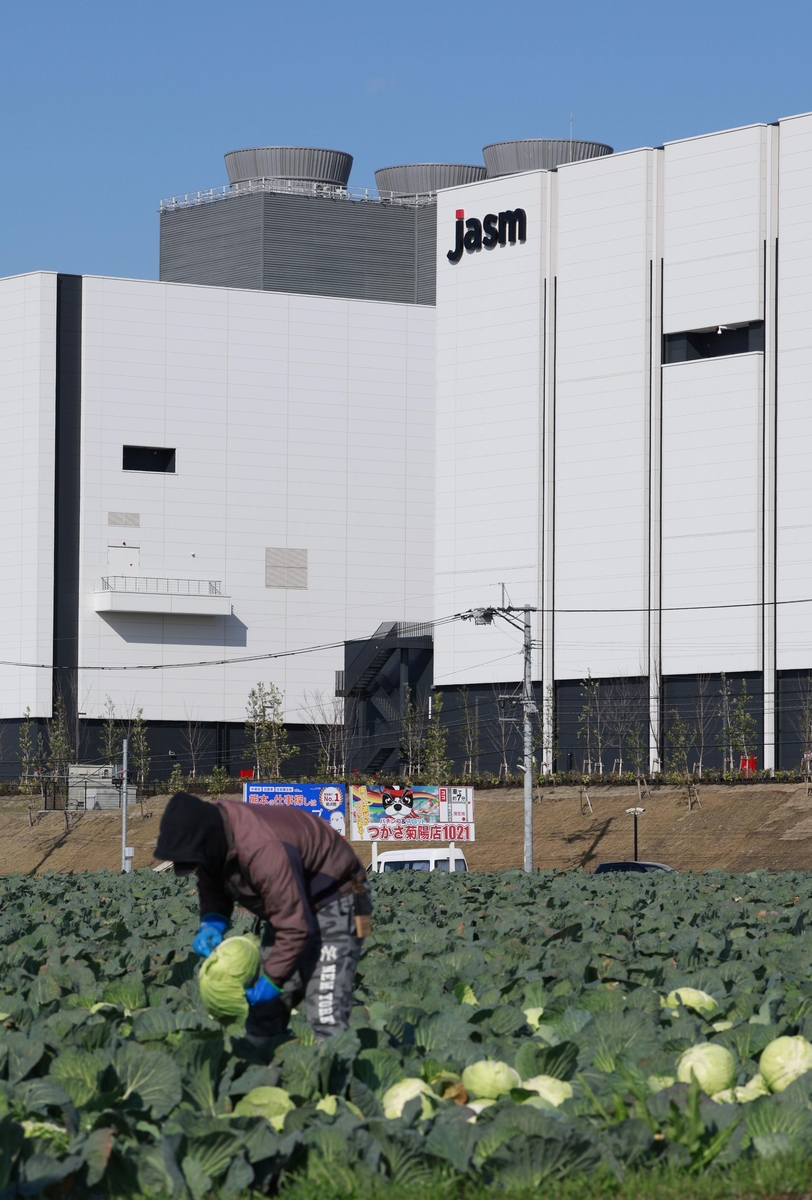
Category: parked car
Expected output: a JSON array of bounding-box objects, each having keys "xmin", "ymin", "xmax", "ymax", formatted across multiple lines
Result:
[
  {"xmin": 368, "ymin": 843, "xmax": 469, "ymax": 874},
  {"xmin": 594, "ymin": 860, "xmax": 674, "ymax": 874}
]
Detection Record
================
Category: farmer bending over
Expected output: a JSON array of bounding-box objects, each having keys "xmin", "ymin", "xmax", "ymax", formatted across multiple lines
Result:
[{"xmin": 155, "ymin": 792, "xmax": 371, "ymax": 1047}]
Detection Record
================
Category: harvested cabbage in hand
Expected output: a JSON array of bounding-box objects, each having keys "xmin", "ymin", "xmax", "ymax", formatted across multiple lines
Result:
[{"xmin": 198, "ymin": 935, "xmax": 260, "ymax": 1021}]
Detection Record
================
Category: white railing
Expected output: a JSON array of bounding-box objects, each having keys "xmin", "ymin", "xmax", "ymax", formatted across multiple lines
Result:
[
  {"xmin": 101, "ymin": 577, "xmax": 223, "ymax": 596},
  {"xmin": 160, "ymin": 177, "xmax": 437, "ymax": 213}
]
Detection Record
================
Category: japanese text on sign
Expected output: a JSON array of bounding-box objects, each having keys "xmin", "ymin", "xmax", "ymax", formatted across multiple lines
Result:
[
  {"xmin": 244, "ymin": 783, "xmax": 346, "ymax": 835},
  {"xmin": 366, "ymin": 823, "xmax": 474, "ymax": 841},
  {"xmin": 349, "ymin": 785, "xmax": 475, "ymax": 841}
]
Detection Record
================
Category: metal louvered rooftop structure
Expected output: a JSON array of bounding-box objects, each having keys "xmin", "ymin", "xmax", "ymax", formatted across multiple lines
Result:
[
  {"xmin": 159, "ymin": 138, "xmax": 614, "ymax": 305},
  {"xmin": 483, "ymin": 138, "xmax": 613, "ymax": 176},
  {"xmin": 160, "ymin": 144, "xmax": 440, "ymax": 305},
  {"xmin": 224, "ymin": 146, "xmax": 353, "ymax": 188},
  {"xmin": 374, "ymin": 163, "xmax": 486, "ymax": 197}
]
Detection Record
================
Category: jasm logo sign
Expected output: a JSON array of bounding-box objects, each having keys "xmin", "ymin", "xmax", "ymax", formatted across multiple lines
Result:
[{"xmin": 447, "ymin": 207, "xmax": 527, "ymax": 264}]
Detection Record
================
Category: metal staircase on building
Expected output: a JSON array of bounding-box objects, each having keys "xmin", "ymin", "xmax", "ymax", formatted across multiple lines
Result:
[
  {"xmin": 342, "ymin": 621, "xmax": 433, "ymax": 774},
  {"xmin": 349, "ymin": 647, "xmax": 397, "ymax": 696},
  {"xmin": 370, "ymin": 692, "xmax": 401, "ymax": 723},
  {"xmin": 364, "ymin": 746, "xmax": 398, "ymax": 773}
]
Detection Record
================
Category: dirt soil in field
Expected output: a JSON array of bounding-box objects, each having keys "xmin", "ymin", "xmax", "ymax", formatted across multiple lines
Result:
[{"xmin": 3, "ymin": 783, "xmax": 812, "ymax": 875}]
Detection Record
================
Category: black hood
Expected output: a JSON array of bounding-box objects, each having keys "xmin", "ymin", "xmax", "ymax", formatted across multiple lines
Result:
[{"xmin": 154, "ymin": 792, "xmax": 228, "ymax": 874}]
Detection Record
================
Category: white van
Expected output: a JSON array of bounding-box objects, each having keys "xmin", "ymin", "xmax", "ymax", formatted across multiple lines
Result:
[{"xmin": 368, "ymin": 841, "xmax": 469, "ymax": 874}]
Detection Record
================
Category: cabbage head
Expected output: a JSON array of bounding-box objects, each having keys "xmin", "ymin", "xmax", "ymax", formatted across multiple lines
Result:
[
  {"xmin": 521, "ymin": 1075, "xmax": 573, "ymax": 1107},
  {"xmin": 647, "ymin": 1075, "xmax": 675, "ymax": 1094},
  {"xmin": 523, "ymin": 1007, "xmax": 545, "ymax": 1030},
  {"xmin": 465, "ymin": 1098, "xmax": 496, "ymax": 1123},
  {"xmin": 316, "ymin": 1095, "xmax": 364, "ymax": 1119},
  {"xmin": 462, "ymin": 1060, "xmax": 521, "ymax": 1099},
  {"xmin": 21, "ymin": 1121, "xmax": 70, "ymax": 1152},
  {"xmin": 665, "ymin": 988, "xmax": 718, "ymax": 1016},
  {"xmin": 676, "ymin": 1044, "xmax": 735, "ymax": 1095},
  {"xmin": 233, "ymin": 1086, "xmax": 294, "ymax": 1131},
  {"xmin": 198, "ymin": 935, "xmax": 261, "ymax": 1022},
  {"xmin": 382, "ymin": 1078, "xmax": 437, "ymax": 1120},
  {"xmin": 712, "ymin": 1074, "xmax": 770, "ymax": 1105},
  {"xmin": 737, "ymin": 1074, "xmax": 770, "ymax": 1102},
  {"xmin": 759, "ymin": 1036, "xmax": 812, "ymax": 1093}
]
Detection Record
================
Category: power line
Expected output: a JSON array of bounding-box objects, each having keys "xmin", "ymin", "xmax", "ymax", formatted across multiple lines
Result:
[
  {"xmin": 460, "ymin": 595, "xmax": 812, "ymax": 619},
  {"xmin": 0, "ymin": 638, "xmax": 348, "ymax": 673},
  {"xmin": 8, "ymin": 591, "xmax": 812, "ymax": 675},
  {"xmin": 0, "ymin": 614, "xmax": 460, "ymax": 673}
]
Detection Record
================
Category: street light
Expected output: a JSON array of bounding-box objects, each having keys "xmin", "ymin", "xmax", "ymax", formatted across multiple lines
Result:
[
  {"xmin": 464, "ymin": 603, "xmax": 537, "ymax": 872},
  {"xmin": 625, "ymin": 806, "xmax": 645, "ymax": 862}
]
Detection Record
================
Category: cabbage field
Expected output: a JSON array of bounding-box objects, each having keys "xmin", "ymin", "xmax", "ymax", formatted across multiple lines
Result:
[{"xmin": 4, "ymin": 867, "xmax": 812, "ymax": 1196}]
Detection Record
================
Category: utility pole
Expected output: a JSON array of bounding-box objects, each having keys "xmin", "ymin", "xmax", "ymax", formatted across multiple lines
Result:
[
  {"xmin": 522, "ymin": 607, "xmax": 535, "ymax": 872},
  {"xmin": 121, "ymin": 738, "xmax": 130, "ymax": 873},
  {"xmin": 468, "ymin": 603, "xmax": 538, "ymax": 871}
]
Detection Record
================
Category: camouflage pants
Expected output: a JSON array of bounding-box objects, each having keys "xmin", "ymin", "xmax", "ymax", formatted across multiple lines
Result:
[{"xmin": 245, "ymin": 892, "xmax": 364, "ymax": 1042}]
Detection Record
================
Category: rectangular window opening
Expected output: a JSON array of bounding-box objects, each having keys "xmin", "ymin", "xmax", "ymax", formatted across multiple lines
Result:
[
  {"xmin": 123, "ymin": 446, "xmax": 176, "ymax": 473},
  {"xmin": 664, "ymin": 321, "xmax": 764, "ymax": 364}
]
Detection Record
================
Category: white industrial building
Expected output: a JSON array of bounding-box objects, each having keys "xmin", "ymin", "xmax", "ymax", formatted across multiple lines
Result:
[
  {"xmin": 0, "ymin": 273, "xmax": 434, "ymax": 769},
  {"xmin": 434, "ymin": 112, "xmax": 812, "ymax": 772},
  {"xmin": 3, "ymin": 112, "xmax": 812, "ymax": 774}
]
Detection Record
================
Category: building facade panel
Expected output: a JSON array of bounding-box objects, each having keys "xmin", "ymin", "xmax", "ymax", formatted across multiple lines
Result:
[
  {"xmin": 554, "ymin": 150, "xmax": 653, "ymax": 681},
  {"xmin": 661, "ymin": 353, "xmax": 763, "ymax": 676},
  {"xmin": 434, "ymin": 172, "xmax": 545, "ymax": 687},
  {"xmin": 77, "ymin": 278, "xmax": 434, "ymax": 725},
  {"xmin": 777, "ymin": 113, "xmax": 812, "ymax": 673},
  {"xmin": 663, "ymin": 125, "xmax": 767, "ymax": 334},
  {"xmin": 0, "ymin": 273, "xmax": 57, "ymax": 719}
]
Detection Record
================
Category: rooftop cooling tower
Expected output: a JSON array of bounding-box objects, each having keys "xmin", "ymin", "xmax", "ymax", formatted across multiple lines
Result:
[
  {"xmin": 482, "ymin": 139, "xmax": 612, "ymax": 177},
  {"xmin": 224, "ymin": 146, "xmax": 353, "ymax": 188},
  {"xmin": 375, "ymin": 163, "xmax": 487, "ymax": 197}
]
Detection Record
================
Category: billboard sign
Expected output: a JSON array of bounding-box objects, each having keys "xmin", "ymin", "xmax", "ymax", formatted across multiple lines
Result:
[
  {"xmin": 350, "ymin": 785, "xmax": 474, "ymax": 842},
  {"xmin": 243, "ymin": 783, "xmax": 346, "ymax": 836}
]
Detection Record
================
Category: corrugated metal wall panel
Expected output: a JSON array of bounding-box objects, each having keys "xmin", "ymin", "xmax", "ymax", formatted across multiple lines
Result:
[
  {"xmin": 159, "ymin": 192, "xmax": 437, "ymax": 306},
  {"xmin": 416, "ymin": 206, "xmax": 437, "ymax": 305},
  {"xmin": 159, "ymin": 195, "xmax": 264, "ymax": 290},
  {"xmin": 261, "ymin": 193, "xmax": 424, "ymax": 304}
]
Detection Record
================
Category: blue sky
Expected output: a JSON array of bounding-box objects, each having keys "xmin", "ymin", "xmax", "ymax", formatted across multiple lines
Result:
[{"xmin": 2, "ymin": 0, "xmax": 811, "ymax": 281}]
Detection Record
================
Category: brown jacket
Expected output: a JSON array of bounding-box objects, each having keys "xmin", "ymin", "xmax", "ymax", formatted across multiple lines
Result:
[{"xmin": 197, "ymin": 800, "xmax": 366, "ymax": 983}]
